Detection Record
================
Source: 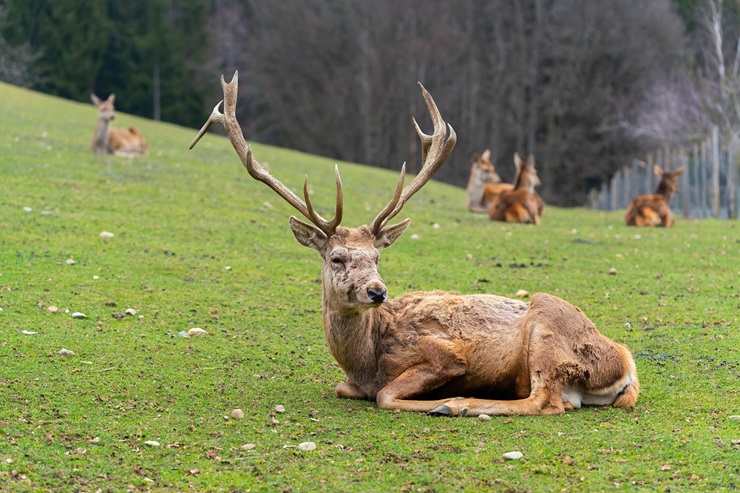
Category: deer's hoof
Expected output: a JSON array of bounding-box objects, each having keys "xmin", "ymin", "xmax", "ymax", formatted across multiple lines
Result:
[{"xmin": 429, "ymin": 405, "xmax": 453, "ymax": 416}]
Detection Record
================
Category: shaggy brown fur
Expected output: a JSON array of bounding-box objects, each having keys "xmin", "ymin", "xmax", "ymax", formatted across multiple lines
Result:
[
  {"xmin": 466, "ymin": 149, "xmax": 511, "ymax": 212},
  {"xmin": 192, "ymin": 72, "xmax": 639, "ymax": 417},
  {"xmin": 625, "ymin": 165, "xmax": 684, "ymax": 227},
  {"xmin": 90, "ymin": 94, "xmax": 147, "ymax": 156},
  {"xmin": 489, "ymin": 153, "xmax": 544, "ymax": 224}
]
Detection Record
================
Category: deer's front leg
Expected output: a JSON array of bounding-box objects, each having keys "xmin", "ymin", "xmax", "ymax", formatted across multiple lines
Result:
[
  {"xmin": 376, "ymin": 365, "xmax": 466, "ymax": 413},
  {"xmin": 335, "ymin": 382, "xmax": 368, "ymax": 400}
]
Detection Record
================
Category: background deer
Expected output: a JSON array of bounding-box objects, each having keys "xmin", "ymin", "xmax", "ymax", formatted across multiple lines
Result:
[
  {"xmin": 625, "ymin": 165, "xmax": 685, "ymax": 227},
  {"xmin": 466, "ymin": 149, "xmax": 510, "ymax": 212},
  {"xmin": 90, "ymin": 94, "xmax": 147, "ymax": 156},
  {"xmin": 488, "ymin": 153, "xmax": 544, "ymax": 224},
  {"xmin": 190, "ymin": 72, "xmax": 639, "ymax": 416}
]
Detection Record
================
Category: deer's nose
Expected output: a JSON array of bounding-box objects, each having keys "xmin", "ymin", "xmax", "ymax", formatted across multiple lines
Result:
[{"xmin": 367, "ymin": 287, "xmax": 387, "ymax": 304}]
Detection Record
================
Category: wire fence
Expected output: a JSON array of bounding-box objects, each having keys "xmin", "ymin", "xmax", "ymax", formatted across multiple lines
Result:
[{"xmin": 590, "ymin": 126, "xmax": 738, "ymax": 219}]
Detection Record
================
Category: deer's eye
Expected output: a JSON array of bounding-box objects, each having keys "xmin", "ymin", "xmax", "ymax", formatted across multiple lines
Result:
[{"xmin": 331, "ymin": 256, "xmax": 345, "ymax": 265}]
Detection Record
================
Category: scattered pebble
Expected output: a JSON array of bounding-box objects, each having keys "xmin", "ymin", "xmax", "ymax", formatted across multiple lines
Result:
[
  {"xmin": 230, "ymin": 408, "xmax": 245, "ymax": 420},
  {"xmin": 21, "ymin": 330, "xmax": 38, "ymax": 335},
  {"xmin": 608, "ymin": 267, "xmax": 618, "ymax": 276},
  {"xmin": 124, "ymin": 308, "xmax": 137, "ymax": 316},
  {"xmin": 65, "ymin": 258, "xmax": 77, "ymax": 265},
  {"xmin": 729, "ymin": 415, "xmax": 740, "ymax": 421},
  {"xmin": 478, "ymin": 414, "xmax": 491, "ymax": 421},
  {"xmin": 502, "ymin": 451, "xmax": 523, "ymax": 460},
  {"xmin": 188, "ymin": 468, "xmax": 200, "ymax": 476},
  {"xmin": 274, "ymin": 405, "xmax": 285, "ymax": 413},
  {"xmin": 58, "ymin": 348, "xmax": 75, "ymax": 357},
  {"xmin": 143, "ymin": 440, "xmax": 160, "ymax": 448},
  {"xmin": 432, "ymin": 223, "xmax": 441, "ymax": 229},
  {"xmin": 47, "ymin": 305, "xmax": 59, "ymax": 313},
  {"xmin": 23, "ymin": 206, "xmax": 33, "ymax": 213},
  {"xmin": 562, "ymin": 455, "xmax": 575, "ymax": 465},
  {"xmin": 515, "ymin": 289, "xmax": 529, "ymax": 298},
  {"xmin": 633, "ymin": 234, "xmax": 642, "ymax": 240},
  {"xmin": 92, "ymin": 275, "xmax": 99, "ymax": 280},
  {"xmin": 89, "ymin": 437, "xmax": 101, "ymax": 444},
  {"xmin": 224, "ymin": 266, "xmax": 232, "ymax": 271},
  {"xmin": 241, "ymin": 443, "xmax": 256, "ymax": 450},
  {"xmin": 410, "ymin": 234, "xmax": 420, "ymax": 240},
  {"xmin": 71, "ymin": 312, "xmax": 87, "ymax": 319},
  {"xmin": 99, "ymin": 231, "xmax": 115, "ymax": 240},
  {"xmin": 660, "ymin": 464, "xmax": 672, "ymax": 471},
  {"xmin": 466, "ymin": 253, "xmax": 473, "ymax": 260},
  {"xmin": 297, "ymin": 441, "xmax": 316, "ymax": 452},
  {"xmin": 187, "ymin": 327, "xmax": 208, "ymax": 337}
]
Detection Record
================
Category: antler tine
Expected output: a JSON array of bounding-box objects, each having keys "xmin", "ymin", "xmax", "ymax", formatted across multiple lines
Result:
[
  {"xmin": 370, "ymin": 163, "xmax": 406, "ymax": 234},
  {"xmin": 370, "ymin": 83, "xmax": 456, "ymax": 234},
  {"xmin": 303, "ymin": 164, "xmax": 344, "ymax": 234},
  {"xmin": 189, "ymin": 70, "xmax": 343, "ymax": 237}
]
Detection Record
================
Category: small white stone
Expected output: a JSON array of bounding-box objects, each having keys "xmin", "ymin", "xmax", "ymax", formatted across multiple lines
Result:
[
  {"xmin": 241, "ymin": 443, "xmax": 256, "ymax": 450},
  {"xmin": 21, "ymin": 330, "xmax": 38, "ymax": 335},
  {"xmin": 410, "ymin": 234, "xmax": 420, "ymax": 240},
  {"xmin": 478, "ymin": 414, "xmax": 491, "ymax": 421},
  {"xmin": 58, "ymin": 348, "xmax": 75, "ymax": 357},
  {"xmin": 224, "ymin": 266, "xmax": 232, "ymax": 271},
  {"xmin": 633, "ymin": 234, "xmax": 642, "ymax": 240},
  {"xmin": 432, "ymin": 223, "xmax": 441, "ymax": 229},
  {"xmin": 124, "ymin": 308, "xmax": 137, "ymax": 316},
  {"xmin": 274, "ymin": 405, "xmax": 285, "ymax": 413},
  {"xmin": 65, "ymin": 258, "xmax": 77, "ymax": 265},
  {"xmin": 230, "ymin": 408, "xmax": 245, "ymax": 419},
  {"xmin": 187, "ymin": 327, "xmax": 207, "ymax": 337},
  {"xmin": 503, "ymin": 451, "xmax": 523, "ymax": 460},
  {"xmin": 143, "ymin": 440, "xmax": 160, "ymax": 447},
  {"xmin": 297, "ymin": 441, "xmax": 316, "ymax": 452},
  {"xmin": 71, "ymin": 312, "xmax": 87, "ymax": 319},
  {"xmin": 99, "ymin": 231, "xmax": 115, "ymax": 240},
  {"xmin": 47, "ymin": 305, "xmax": 59, "ymax": 313},
  {"xmin": 92, "ymin": 275, "xmax": 99, "ymax": 280},
  {"xmin": 515, "ymin": 289, "xmax": 529, "ymax": 298},
  {"xmin": 608, "ymin": 267, "xmax": 618, "ymax": 276},
  {"xmin": 23, "ymin": 206, "xmax": 33, "ymax": 213}
]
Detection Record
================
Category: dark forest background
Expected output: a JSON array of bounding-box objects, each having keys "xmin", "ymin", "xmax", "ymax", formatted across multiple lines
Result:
[{"xmin": 1, "ymin": 0, "xmax": 738, "ymax": 205}]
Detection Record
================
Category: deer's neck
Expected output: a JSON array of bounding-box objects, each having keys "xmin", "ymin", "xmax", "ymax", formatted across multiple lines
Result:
[
  {"xmin": 655, "ymin": 181, "xmax": 673, "ymax": 200},
  {"xmin": 321, "ymin": 289, "xmax": 382, "ymax": 391},
  {"xmin": 92, "ymin": 117, "xmax": 109, "ymax": 153}
]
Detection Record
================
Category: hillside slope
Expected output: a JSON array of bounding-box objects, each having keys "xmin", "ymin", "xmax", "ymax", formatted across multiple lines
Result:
[{"xmin": 0, "ymin": 81, "xmax": 738, "ymax": 491}]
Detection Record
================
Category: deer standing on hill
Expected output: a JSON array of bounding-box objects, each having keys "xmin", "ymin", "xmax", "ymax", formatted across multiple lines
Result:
[
  {"xmin": 90, "ymin": 94, "xmax": 147, "ymax": 156},
  {"xmin": 190, "ymin": 72, "xmax": 639, "ymax": 416},
  {"xmin": 625, "ymin": 165, "xmax": 684, "ymax": 227},
  {"xmin": 466, "ymin": 149, "xmax": 511, "ymax": 212},
  {"xmin": 488, "ymin": 153, "xmax": 544, "ymax": 224}
]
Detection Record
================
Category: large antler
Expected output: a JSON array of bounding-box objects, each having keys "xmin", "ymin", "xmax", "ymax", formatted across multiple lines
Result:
[
  {"xmin": 189, "ymin": 71, "xmax": 343, "ymax": 237},
  {"xmin": 370, "ymin": 82, "xmax": 457, "ymax": 235}
]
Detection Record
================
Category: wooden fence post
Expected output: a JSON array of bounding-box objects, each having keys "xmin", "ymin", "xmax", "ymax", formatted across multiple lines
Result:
[
  {"xmin": 680, "ymin": 149, "xmax": 690, "ymax": 218},
  {"xmin": 728, "ymin": 139, "xmax": 737, "ymax": 219},
  {"xmin": 711, "ymin": 126, "xmax": 721, "ymax": 217}
]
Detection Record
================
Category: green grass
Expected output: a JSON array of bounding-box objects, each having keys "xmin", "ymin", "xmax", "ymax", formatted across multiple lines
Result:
[{"xmin": 0, "ymin": 81, "xmax": 738, "ymax": 492}]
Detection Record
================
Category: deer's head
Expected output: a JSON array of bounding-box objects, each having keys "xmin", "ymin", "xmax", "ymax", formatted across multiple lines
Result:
[
  {"xmin": 470, "ymin": 149, "xmax": 501, "ymax": 184},
  {"xmin": 91, "ymin": 94, "xmax": 116, "ymax": 122},
  {"xmin": 190, "ymin": 73, "xmax": 456, "ymax": 311},
  {"xmin": 513, "ymin": 153, "xmax": 541, "ymax": 192},
  {"xmin": 654, "ymin": 165, "xmax": 684, "ymax": 196}
]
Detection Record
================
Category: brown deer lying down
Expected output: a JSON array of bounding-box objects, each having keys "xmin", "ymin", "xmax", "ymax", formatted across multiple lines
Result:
[
  {"xmin": 466, "ymin": 149, "xmax": 511, "ymax": 212},
  {"xmin": 90, "ymin": 94, "xmax": 147, "ymax": 156},
  {"xmin": 625, "ymin": 165, "xmax": 684, "ymax": 227},
  {"xmin": 190, "ymin": 72, "xmax": 639, "ymax": 416},
  {"xmin": 488, "ymin": 153, "xmax": 544, "ymax": 224}
]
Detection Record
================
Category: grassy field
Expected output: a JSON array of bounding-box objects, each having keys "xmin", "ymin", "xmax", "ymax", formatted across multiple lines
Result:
[{"xmin": 0, "ymin": 81, "xmax": 738, "ymax": 492}]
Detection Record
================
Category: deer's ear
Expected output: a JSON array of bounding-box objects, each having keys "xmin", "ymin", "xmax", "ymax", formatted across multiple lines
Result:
[
  {"xmin": 107, "ymin": 94, "xmax": 116, "ymax": 104},
  {"xmin": 289, "ymin": 217, "xmax": 327, "ymax": 251},
  {"xmin": 653, "ymin": 164, "xmax": 664, "ymax": 176},
  {"xmin": 91, "ymin": 94, "xmax": 102, "ymax": 105},
  {"xmin": 481, "ymin": 149, "xmax": 491, "ymax": 161},
  {"xmin": 374, "ymin": 218, "xmax": 411, "ymax": 249},
  {"xmin": 674, "ymin": 166, "xmax": 685, "ymax": 176},
  {"xmin": 514, "ymin": 153, "xmax": 523, "ymax": 171}
]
